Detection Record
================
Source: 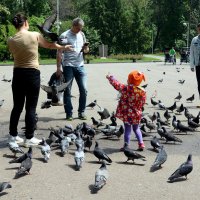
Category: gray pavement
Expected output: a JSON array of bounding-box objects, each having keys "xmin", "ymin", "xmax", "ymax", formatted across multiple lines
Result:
[{"xmin": 0, "ymin": 62, "xmax": 200, "ymax": 200}]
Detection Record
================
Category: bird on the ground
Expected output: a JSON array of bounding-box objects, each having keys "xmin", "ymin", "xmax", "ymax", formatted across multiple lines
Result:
[
  {"xmin": 158, "ymin": 100, "xmax": 166, "ymax": 110},
  {"xmin": 0, "ymin": 99, "xmax": 5, "ymax": 107},
  {"xmin": 39, "ymin": 138, "xmax": 51, "ymax": 163},
  {"xmin": 150, "ymin": 136, "xmax": 161, "ymax": 150},
  {"xmin": 163, "ymin": 72, "xmax": 166, "ymax": 75},
  {"xmin": 184, "ymin": 107, "xmax": 195, "ymax": 119},
  {"xmin": 148, "ymin": 112, "xmax": 157, "ymax": 122},
  {"xmin": 141, "ymin": 84, "xmax": 148, "ymax": 89},
  {"xmin": 15, "ymin": 157, "xmax": 32, "ymax": 177},
  {"xmin": 172, "ymin": 115, "xmax": 178, "ymax": 131},
  {"xmin": 74, "ymin": 146, "xmax": 85, "ymax": 171},
  {"xmin": 41, "ymin": 100, "xmax": 52, "ymax": 109},
  {"xmin": 166, "ymin": 102, "xmax": 176, "ymax": 112},
  {"xmin": 84, "ymin": 135, "xmax": 93, "ymax": 151},
  {"xmin": 188, "ymin": 118, "xmax": 200, "ymax": 129},
  {"xmin": 192, "ymin": 111, "xmax": 200, "ymax": 124},
  {"xmin": 75, "ymin": 131, "xmax": 84, "ymax": 150},
  {"xmin": 113, "ymin": 125, "xmax": 124, "ymax": 138},
  {"xmin": 150, "ymin": 98, "xmax": 158, "ymax": 106},
  {"xmin": 164, "ymin": 109, "xmax": 171, "ymax": 121},
  {"xmin": 94, "ymin": 160, "xmax": 109, "ymax": 190},
  {"xmin": 86, "ymin": 100, "xmax": 97, "ymax": 109},
  {"xmin": 156, "ymin": 122, "xmax": 165, "ymax": 139},
  {"xmin": 174, "ymin": 92, "xmax": 182, "ymax": 101},
  {"xmin": 91, "ymin": 117, "xmax": 104, "ymax": 127},
  {"xmin": 109, "ymin": 112, "xmax": 117, "ymax": 126},
  {"xmin": 158, "ymin": 78, "xmax": 163, "ymax": 83},
  {"xmin": 9, "ymin": 147, "xmax": 32, "ymax": 164},
  {"xmin": 157, "ymin": 112, "xmax": 169, "ymax": 126},
  {"xmin": 162, "ymin": 127, "xmax": 182, "ymax": 143},
  {"xmin": 143, "ymin": 118, "xmax": 156, "ymax": 132},
  {"xmin": 60, "ymin": 136, "xmax": 71, "ymax": 157},
  {"xmin": 2, "ymin": 75, "xmax": 11, "ymax": 82},
  {"xmin": 168, "ymin": 154, "xmax": 193, "ymax": 182},
  {"xmin": 123, "ymin": 143, "xmax": 146, "ymax": 163},
  {"xmin": 177, "ymin": 120, "xmax": 195, "ymax": 133},
  {"xmin": 176, "ymin": 103, "xmax": 184, "ymax": 114},
  {"xmin": 186, "ymin": 94, "xmax": 195, "ymax": 102},
  {"xmin": 93, "ymin": 142, "xmax": 112, "ymax": 163},
  {"xmin": 0, "ymin": 182, "xmax": 12, "ymax": 193},
  {"xmin": 151, "ymin": 146, "xmax": 167, "ymax": 170},
  {"xmin": 8, "ymin": 141, "xmax": 24, "ymax": 157}
]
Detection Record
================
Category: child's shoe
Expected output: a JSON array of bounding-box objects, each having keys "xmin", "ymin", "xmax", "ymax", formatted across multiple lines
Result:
[{"xmin": 138, "ymin": 143, "xmax": 145, "ymax": 151}]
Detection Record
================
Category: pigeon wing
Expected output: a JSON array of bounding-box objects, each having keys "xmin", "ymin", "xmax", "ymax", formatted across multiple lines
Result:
[
  {"xmin": 56, "ymin": 82, "xmax": 70, "ymax": 92},
  {"xmin": 41, "ymin": 85, "xmax": 53, "ymax": 93},
  {"xmin": 42, "ymin": 13, "xmax": 57, "ymax": 30}
]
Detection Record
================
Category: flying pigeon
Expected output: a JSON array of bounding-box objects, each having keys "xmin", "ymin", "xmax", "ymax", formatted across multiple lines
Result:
[
  {"xmin": 94, "ymin": 160, "xmax": 109, "ymax": 190},
  {"xmin": 86, "ymin": 100, "xmax": 97, "ymax": 109},
  {"xmin": 0, "ymin": 182, "xmax": 12, "ymax": 193},
  {"xmin": 172, "ymin": 115, "xmax": 178, "ymax": 131},
  {"xmin": 93, "ymin": 142, "xmax": 112, "ymax": 163},
  {"xmin": 151, "ymin": 146, "xmax": 167, "ymax": 170},
  {"xmin": 74, "ymin": 146, "xmax": 85, "ymax": 171},
  {"xmin": 168, "ymin": 154, "xmax": 193, "ymax": 182},
  {"xmin": 39, "ymin": 138, "xmax": 51, "ymax": 162},
  {"xmin": 97, "ymin": 107, "xmax": 110, "ymax": 120},
  {"xmin": 123, "ymin": 143, "xmax": 146, "ymax": 163}
]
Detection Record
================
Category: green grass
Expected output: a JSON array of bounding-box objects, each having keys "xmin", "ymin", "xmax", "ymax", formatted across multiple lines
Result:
[{"xmin": 0, "ymin": 56, "xmax": 161, "ymax": 65}]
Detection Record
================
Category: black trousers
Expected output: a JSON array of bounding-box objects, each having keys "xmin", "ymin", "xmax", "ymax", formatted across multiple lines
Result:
[
  {"xmin": 9, "ymin": 68, "xmax": 40, "ymax": 139},
  {"xmin": 196, "ymin": 66, "xmax": 200, "ymax": 97}
]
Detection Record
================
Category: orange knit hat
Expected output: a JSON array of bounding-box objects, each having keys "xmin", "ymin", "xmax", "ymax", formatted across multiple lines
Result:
[{"xmin": 128, "ymin": 70, "xmax": 145, "ymax": 86}]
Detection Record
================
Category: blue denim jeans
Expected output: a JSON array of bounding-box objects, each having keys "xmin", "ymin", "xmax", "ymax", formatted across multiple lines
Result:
[{"xmin": 63, "ymin": 66, "xmax": 87, "ymax": 116}]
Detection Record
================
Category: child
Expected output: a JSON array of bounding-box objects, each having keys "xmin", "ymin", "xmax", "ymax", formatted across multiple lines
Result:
[{"xmin": 106, "ymin": 70, "xmax": 146, "ymax": 151}]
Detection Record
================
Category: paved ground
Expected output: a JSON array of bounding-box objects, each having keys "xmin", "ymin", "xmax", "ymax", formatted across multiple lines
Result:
[{"xmin": 0, "ymin": 60, "xmax": 200, "ymax": 200}]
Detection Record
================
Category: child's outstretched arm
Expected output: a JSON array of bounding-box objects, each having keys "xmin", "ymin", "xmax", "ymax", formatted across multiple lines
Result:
[{"xmin": 106, "ymin": 74, "xmax": 125, "ymax": 91}]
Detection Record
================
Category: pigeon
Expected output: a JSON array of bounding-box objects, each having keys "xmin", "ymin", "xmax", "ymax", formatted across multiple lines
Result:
[
  {"xmin": 46, "ymin": 131, "xmax": 58, "ymax": 146},
  {"xmin": 166, "ymin": 102, "xmax": 176, "ymax": 112},
  {"xmin": 91, "ymin": 117, "xmax": 104, "ymax": 127},
  {"xmin": 39, "ymin": 138, "xmax": 51, "ymax": 162},
  {"xmin": 84, "ymin": 135, "xmax": 93, "ymax": 151},
  {"xmin": 158, "ymin": 78, "xmax": 163, "ymax": 83},
  {"xmin": 8, "ymin": 141, "xmax": 24, "ymax": 157},
  {"xmin": 176, "ymin": 103, "xmax": 184, "ymax": 114},
  {"xmin": 41, "ymin": 82, "xmax": 69, "ymax": 104},
  {"xmin": 192, "ymin": 111, "xmax": 200, "ymax": 124},
  {"xmin": 15, "ymin": 157, "xmax": 32, "ymax": 177},
  {"xmin": 0, "ymin": 182, "xmax": 12, "ymax": 193},
  {"xmin": 164, "ymin": 109, "xmax": 171, "ymax": 121},
  {"xmin": 172, "ymin": 115, "xmax": 178, "ymax": 131},
  {"xmin": 86, "ymin": 100, "xmax": 97, "ymax": 109},
  {"xmin": 186, "ymin": 94, "xmax": 195, "ymax": 102},
  {"xmin": 74, "ymin": 146, "xmax": 85, "ymax": 171},
  {"xmin": 93, "ymin": 142, "xmax": 112, "ymax": 163},
  {"xmin": 9, "ymin": 147, "xmax": 32, "ymax": 164},
  {"xmin": 177, "ymin": 120, "xmax": 195, "ymax": 133},
  {"xmin": 60, "ymin": 136, "xmax": 71, "ymax": 157},
  {"xmin": 148, "ymin": 112, "xmax": 157, "ymax": 122},
  {"xmin": 123, "ymin": 143, "xmax": 146, "ymax": 163},
  {"xmin": 162, "ymin": 127, "xmax": 182, "ymax": 143},
  {"xmin": 41, "ymin": 100, "xmax": 52, "ymax": 109},
  {"xmin": 184, "ymin": 107, "xmax": 195, "ymax": 119},
  {"xmin": 168, "ymin": 154, "xmax": 193, "ymax": 182},
  {"xmin": 113, "ymin": 125, "xmax": 124, "ymax": 138},
  {"xmin": 163, "ymin": 72, "xmax": 166, "ymax": 75},
  {"xmin": 188, "ymin": 118, "xmax": 200, "ymax": 129},
  {"xmin": 36, "ymin": 12, "xmax": 66, "ymax": 45},
  {"xmin": 150, "ymin": 136, "xmax": 161, "ymax": 150},
  {"xmin": 143, "ymin": 118, "xmax": 156, "ymax": 132},
  {"xmin": 97, "ymin": 107, "xmax": 110, "ymax": 120},
  {"xmin": 141, "ymin": 84, "xmax": 148, "ymax": 89},
  {"xmin": 150, "ymin": 98, "xmax": 158, "ymax": 106},
  {"xmin": 2, "ymin": 75, "xmax": 11, "ymax": 82},
  {"xmin": 109, "ymin": 112, "xmax": 117, "ymax": 126},
  {"xmin": 174, "ymin": 92, "xmax": 182, "ymax": 101},
  {"xmin": 94, "ymin": 160, "xmax": 109, "ymax": 190},
  {"xmin": 156, "ymin": 122, "xmax": 165, "ymax": 139},
  {"xmin": 151, "ymin": 146, "xmax": 167, "ymax": 170},
  {"xmin": 178, "ymin": 79, "xmax": 185, "ymax": 84},
  {"xmin": 75, "ymin": 131, "xmax": 84, "ymax": 150},
  {"xmin": 0, "ymin": 99, "xmax": 5, "ymax": 107},
  {"xmin": 158, "ymin": 100, "xmax": 166, "ymax": 110}
]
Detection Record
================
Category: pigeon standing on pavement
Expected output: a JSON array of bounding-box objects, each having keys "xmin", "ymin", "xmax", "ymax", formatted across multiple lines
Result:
[
  {"xmin": 8, "ymin": 140, "xmax": 24, "ymax": 157},
  {"xmin": 86, "ymin": 100, "xmax": 97, "ymax": 109},
  {"xmin": 0, "ymin": 182, "xmax": 12, "ymax": 193},
  {"xmin": 151, "ymin": 146, "xmax": 167, "ymax": 170},
  {"xmin": 94, "ymin": 160, "xmax": 109, "ymax": 190},
  {"xmin": 162, "ymin": 127, "xmax": 182, "ymax": 143},
  {"xmin": 93, "ymin": 142, "xmax": 112, "ymax": 163},
  {"xmin": 150, "ymin": 136, "xmax": 161, "ymax": 150},
  {"xmin": 15, "ymin": 157, "xmax": 32, "ymax": 177},
  {"xmin": 186, "ymin": 94, "xmax": 195, "ymax": 102},
  {"xmin": 39, "ymin": 138, "xmax": 51, "ymax": 163},
  {"xmin": 174, "ymin": 92, "xmax": 182, "ymax": 101},
  {"xmin": 168, "ymin": 154, "xmax": 193, "ymax": 182},
  {"xmin": 176, "ymin": 103, "xmax": 184, "ymax": 114},
  {"xmin": 74, "ymin": 146, "xmax": 85, "ymax": 171}
]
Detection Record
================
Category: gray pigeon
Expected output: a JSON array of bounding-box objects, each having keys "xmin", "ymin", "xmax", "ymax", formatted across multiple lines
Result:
[
  {"xmin": 174, "ymin": 92, "xmax": 182, "ymax": 101},
  {"xmin": 9, "ymin": 147, "xmax": 32, "ymax": 164},
  {"xmin": 86, "ymin": 100, "xmax": 97, "ymax": 109},
  {"xmin": 8, "ymin": 141, "xmax": 24, "ymax": 157},
  {"xmin": 156, "ymin": 122, "xmax": 165, "ymax": 139},
  {"xmin": 0, "ymin": 182, "xmax": 12, "ymax": 192},
  {"xmin": 172, "ymin": 116, "xmax": 178, "ymax": 131},
  {"xmin": 123, "ymin": 143, "xmax": 146, "ymax": 163},
  {"xmin": 186, "ymin": 94, "xmax": 194, "ymax": 102},
  {"xmin": 162, "ymin": 127, "xmax": 182, "ymax": 143},
  {"xmin": 151, "ymin": 146, "xmax": 167, "ymax": 170},
  {"xmin": 75, "ymin": 130, "xmax": 84, "ymax": 150},
  {"xmin": 74, "ymin": 146, "xmax": 85, "ymax": 171},
  {"xmin": 93, "ymin": 142, "xmax": 112, "ymax": 163},
  {"xmin": 94, "ymin": 160, "xmax": 109, "ymax": 190},
  {"xmin": 60, "ymin": 136, "xmax": 71, "ymax": 157},
  {"xmin": 0, "ymin": 99, "xmax": 5, "ymax": 107},
  {"xmin": 177, "ymin": 120, "xmax": 195, "ymax": 133},
  {"xmin": 39, "ymin": 138, "xmax": 51, "ymax": 162},
  {"xmin": 97, "ymin": 107, "xmax": 110, "ymax": 120},
  {"xmin": 168, "ymin": 154, "xmax": 193, "ymax": 182},
  {"xmin": 15, "ymin": 157, "xmax": 32, "ymax": 177},
  {"xmin": 150, "ymin": 136, "xmax": 161, "ymax": 150}
]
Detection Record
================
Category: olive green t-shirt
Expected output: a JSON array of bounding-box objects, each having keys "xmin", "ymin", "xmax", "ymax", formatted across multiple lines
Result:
[{"xmin": 8, "ymin": 30, "xmax": 42, "ymax": 70}]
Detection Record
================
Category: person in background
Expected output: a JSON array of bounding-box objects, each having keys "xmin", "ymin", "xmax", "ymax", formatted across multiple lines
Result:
[
  {"xmin": 190, "ymin": 23, "xmax": 200, "ymax": 107},
  {"xmin": 56, "ymin": 17, "xmax": 89, "ymax": 121},
  {"xmin": 7, "ymin": 13, "xmax": 73, "ymax": 147},
  {"xmin": 106, "ymin": 70, "xmax": 146, "ymax": 151},
  {"xmin": 169, "ymin": 47, "xmax": 176, "ymax": 64}
]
